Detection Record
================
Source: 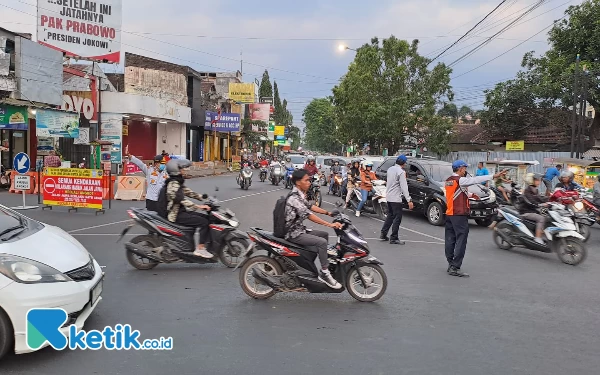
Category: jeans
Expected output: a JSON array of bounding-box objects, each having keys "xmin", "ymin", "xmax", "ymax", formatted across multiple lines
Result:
[
  {"xmin": 288, "ymin": 230, "xmax": 329, "ymax": 269},
  {"xmin": 445, "ymin": 215, "xmax": 469, "ymax": 269},
  {"xmin": 175, "ymin": 211, "xmax": 210, "ymax": 246},
  {"xmin": 328, "ymin": 176, "xmax": 335, "ymax": 192},
  {"xmin": 145, "ymin": 199, "xmax": 158, "ymax": 212},
  {"xmin": 521, "ymin": 212, "xmax": 546, "ymax": 233},
  {"xmin": 357, "ymin": 189, "xmax": 369, "ymax": 212},
  {"xmin": 381, "ymin": 202, "xmax": 404, "ymax": 240}
]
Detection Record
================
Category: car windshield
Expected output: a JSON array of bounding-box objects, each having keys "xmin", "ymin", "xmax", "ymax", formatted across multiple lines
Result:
[
  {"xmin": 427, "ymin": 164, "xmax": 455, "ymax": 182},
  {"xmin": 290, "ymin": 156, "xmax": 306, "ymax": 164}
]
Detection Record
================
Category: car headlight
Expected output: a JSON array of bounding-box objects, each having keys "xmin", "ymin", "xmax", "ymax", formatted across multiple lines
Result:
[
  {"xmin": 0, "ymin": 255, "xmax": 72, "ymax": 284},
  {"xmin": 574, "ymin": 201, "xmax": 584, "ymax": 211},
  {"xmin": 229, "ymin": 220, "xmax": 239, "ymax": 228},
  {"xmin": 488, "ymin": 190, "xmax": 496, "ymax": 203}
]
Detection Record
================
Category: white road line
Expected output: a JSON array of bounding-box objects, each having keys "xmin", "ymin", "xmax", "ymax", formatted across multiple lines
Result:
[
  {"xmin": 322, "ymin": 200, "xmax": 445, "ymax": 243},
  {"xmin": 67, "ymin": 188, "xmax": 284, "ymax": 234}
]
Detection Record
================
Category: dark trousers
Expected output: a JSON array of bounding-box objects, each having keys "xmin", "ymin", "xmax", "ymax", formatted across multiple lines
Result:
[
  {"xmin": 176, "ymin": 211, "xmax": 210, "ymax": 245},
  {"xmin": 146, "ymin": 199, "xmax": 158, "ymax": 212},
  {"xmin": 381, "ymin": 202, "xmax": 404, "ymax": 240},
  {"xmin": 445, "ymin": 215, "xmax": 469, "ymax": 269},
  {"xmin": 288, "ymin": 230, "xmax": 329, "ymax": 270}
]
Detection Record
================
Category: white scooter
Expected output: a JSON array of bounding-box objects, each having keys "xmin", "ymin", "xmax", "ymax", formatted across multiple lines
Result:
[{"xmin": 346, "ymin": 180, "xmax": 387, "ymax": 220}]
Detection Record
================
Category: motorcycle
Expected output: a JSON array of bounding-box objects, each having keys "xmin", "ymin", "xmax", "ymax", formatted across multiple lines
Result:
[
  {"xmin": 491, "ymin": 202, "xmax": 587, "ymax": 266},
  {"xmin": 490, "ymin": 182, "xmax": 521, "ymax": 207},
  {"xmin": 285, "ymin": 167, "xmax": 295, "ymax": 189},
  {"xmin": 306, "ymin": 174, "xmax": 322, "ymax": 207},
  {"xmin": 330, "ymin": 173, "xmax": 344, "ymax": 197},
  {"xmin": 0, "ymin": 165, "xmax": 10, "ymax": 189},
  {"xmin": 582, "ymin": 195, "xmax": 600, "ymax": 226},
  {"xmin": 319, "ymin": 172, "xmax": 327, "ymax": 186},
  {"xmin": 119, "ymin": 193, "xmax": 251, "ymax": 269},
  {"xmin": 346, "ymin": 179, "xmax": 387, "ymax": 220},
  {"xmin": 259, "ymin": 167, "xmax": 268, "ymax": 182},
  {"xmin": 237, "ymin": 165, "xmax": 253, "ymax": 190},
  {"xmin": 549, "ymin": 188, "xmax": 591, "ymax": 242},
  {"xmin": 270, "ymin": 164, "xmax": 284, "ymax": 186},
  {"xmin": 235, "ymin": 210, "xmax": 388, "ymax": 302}
]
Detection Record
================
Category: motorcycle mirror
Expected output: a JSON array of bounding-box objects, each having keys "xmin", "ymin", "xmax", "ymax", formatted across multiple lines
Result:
[
  {"xmin": 202, "ymin": 194, "xmax": 209, "ymax": 199},
  {"xmin": 215, "ymin": 186, "xmax": 219, "ymax": 192}
]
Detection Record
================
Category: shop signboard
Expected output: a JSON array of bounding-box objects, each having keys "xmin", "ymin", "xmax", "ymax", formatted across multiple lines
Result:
[
  {"xmin": 36, "ymin": 109, "xmax": 80, "ymax": 138},
  {"xmin": 205, "ymin": 112, "xmax": 240, "ymax": 132},
  {"xmin": 0, "ymin": 105, "xmax": 28, "ymax": 130},
  {"xmin": 43, "ymin": 168, "xmax": 104, "ymax": 210},
  {"xmin": 274, "ymin": 126, "xmax": 285, "ymax": 136},
  {"xmin": 36, "ymin": 0, "xmax": 123, "ymax": 63},
  {"xmin": 506, "ymin": 141, "xmax": 525, "ymax": 151},
  {"xmin": 229, "ymin": 83, "xmax": 255, "ymax": 103},
  {"xmin": 100, "ymin": 112, "xmax": 123, "ymax": 163},
  {"xmin": 249, "ymin": 103, "xmax": 270, "ymax": 123}
]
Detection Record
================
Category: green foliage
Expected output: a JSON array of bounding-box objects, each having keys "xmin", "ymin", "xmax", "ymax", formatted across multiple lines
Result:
[
  {"xmin": 241, "ymin": 118, "xmax": 267, "ymax": 146},
  {"xmin": 438, "ymin": 103, "xmax": 458, "ymax": 120},
  {"xmin": 259, "ymin": 70, "xmax": 273, "ymax": 100},
  {"xmin": 424, "ymin": 117, "xmax": 454, "ymax": 157},
  {"xmin": 458, "ymin": 105, "xmax": 472, "ymax": 118},
  {"xmin": 303, "ymin": 98, "xmax": 340, "ymax": 153},
  {"xmin": 331, "ymin": 36, "xmax": 453, "ymax": 153}
]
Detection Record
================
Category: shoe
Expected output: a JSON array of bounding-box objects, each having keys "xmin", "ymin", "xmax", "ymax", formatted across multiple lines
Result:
[
  {"xmin": 389, "ymin": 240, "xmax": 405, "ymax": 245},
  {"xmin": 319, "ymin": 270, "xmax": 342, "ymax": 289},
  {"xmin": 380, "ymin": 234, "xmax": 390, "ymax": 241},
  {"xmin": 327, "ymin": 245, "xmax": 338, "ymax": 256},
  {"xmin": 193, "ymin": 247, "xmax": 214, "ymax": 259},
  {"xmin": 448, "ymin": 266, "xmax": 469, "ymax": 278},
  {"xmin": 447, "ymin": 265, "xmax": 452, "ymax": 273},
  {"xmin": 355, "ymin": 211, "xmax": 361, "ymax": 217},
  {"xmin": 534, "ymin": 237, "xmax": 544, "ymax": 245}
]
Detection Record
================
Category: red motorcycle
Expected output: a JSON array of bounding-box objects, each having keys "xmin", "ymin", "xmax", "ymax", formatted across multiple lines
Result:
[
  {"xmin": 550, "ymin": 189, "xmax": 593, "ymax": 242},
  {"xmin": 582, "ymin": 196, "xmax": 600, "ymax": 226}
]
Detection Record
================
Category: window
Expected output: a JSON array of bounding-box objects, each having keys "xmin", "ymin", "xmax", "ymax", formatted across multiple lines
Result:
[
  {"xmin": 378, "ymin": 159, "xmax": 395, "ymax": 173},
  {"xmin": 427, "ymin": 165, "xmax": 454, "ymax": 182},
  {"xmin": 408, "ymin": 164, "xmax": 424, "ymax": 179},
  {"xmin": 289, "ymin": 156, "xmax": 305, "ymax": 164}
]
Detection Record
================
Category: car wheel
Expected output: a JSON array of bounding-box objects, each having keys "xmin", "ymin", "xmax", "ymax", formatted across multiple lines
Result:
[
  {"xmin": 0, "ymin": 307, "xmax": 14, "ymax": 361},
  {"xmin": 427, "ymin": 202, "xmax": 445, "ymax": 226}
]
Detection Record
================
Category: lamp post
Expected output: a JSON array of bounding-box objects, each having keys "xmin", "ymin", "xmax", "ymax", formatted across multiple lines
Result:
[{"xmin": 337, "ymin": 44, "xmax": 357, "ymax": 52}]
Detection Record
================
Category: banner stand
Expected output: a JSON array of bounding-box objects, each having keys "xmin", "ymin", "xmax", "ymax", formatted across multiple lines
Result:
[
  {"xmin": 40, "ymin": 167, "xmax": 106, "ymax": 214},
  {"xmin": 11, "ymin": 189, "xmax": 39, "ymax": 210}
]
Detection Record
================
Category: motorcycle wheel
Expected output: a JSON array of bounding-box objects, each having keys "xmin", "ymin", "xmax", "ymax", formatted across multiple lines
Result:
[
  {"xmin": 314, "ymin": 190, "xmax": 322, "ymax": 207},
  {"xmin": 244, "ymin": 183, "xmax": 249, "ymax": 190},
  {"xmin": 346, "ymin": 264, "xmax": 387, "ymax": 302},
  {"xmin": 578, "ymin": 224, "xmax": 591, "ymax": 242},
  {"xmin": 126, "ymin": 235, "xmax": 160, "ymax": 270},
  {"xmin": 375, "ymin": 201, "xmax": 388, "ymax": 220},
  {"xmin": 555, "ymin": 237, "xmax": 587, "ymax": 266},
  {"xmin": 219, "ymin": 239, "xmax": 248, "ymax": 268},
  {"xmin": 239, "ymin": 255, "xmax": 283, "ymax": 299},
  {"xmin": 475, "ymin": 218, "xmax": 493, "ymax": 227},
  {"xmin": 493, "ymin": 222, "xmax": 513, "ymax": 250}
]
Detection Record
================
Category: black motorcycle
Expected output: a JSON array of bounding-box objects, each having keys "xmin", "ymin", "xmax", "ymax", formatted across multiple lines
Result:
[
  {"xmin": 306, "ymin": 174, "xmax": 322, "ymax": 207},
  {"xmin": 119, "ymin": 194, "xmax": 251, "ymax": 269},
  {"xmin": 490, "ymin": 182, "xmax": 521, "ymax": 207},
  {"xmin": 235, "ymin": 210, "xmax": 388, "ymax": 302},
  {"xmin": 259, "ymin": 167, "xmax": 268, "ymax": 182}
]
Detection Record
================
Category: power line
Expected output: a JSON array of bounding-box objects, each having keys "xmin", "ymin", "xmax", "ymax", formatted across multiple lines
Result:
[{"xmin": 429, "ymin": 0, "xmax": 508, "ymax": 63}]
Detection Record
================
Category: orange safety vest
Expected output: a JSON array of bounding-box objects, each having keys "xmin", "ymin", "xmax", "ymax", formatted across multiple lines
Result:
[{"xmin": 445, "ymin": 175, "xmax": 470, "ymax": 216}]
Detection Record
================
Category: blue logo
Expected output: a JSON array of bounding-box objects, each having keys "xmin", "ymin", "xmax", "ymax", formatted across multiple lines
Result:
[
  {"xmin": 13, "ymin": 152, "xmax": 30, "ymax": 174},
  {"xmin": 26, "ymin": 308, "xmax": 173, "ymax": 351}
]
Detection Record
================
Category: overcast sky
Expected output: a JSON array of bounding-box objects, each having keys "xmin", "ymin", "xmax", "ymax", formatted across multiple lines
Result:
[{"xmin": 1, "ymin": 0, "xmax": 578, "ymax": 128}]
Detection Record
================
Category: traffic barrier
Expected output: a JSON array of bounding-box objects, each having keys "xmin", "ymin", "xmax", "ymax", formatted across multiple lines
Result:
[
  {"xmin": 8, "ymin": 170, "xmax": 37, "ymax": 194},
  {"xmin": 114, "ymin": 176, "xmax": 146, "ymax": 201},
  {"xmin": 102, "ymin": 174, "xmax": 116, "ymax": 200}
]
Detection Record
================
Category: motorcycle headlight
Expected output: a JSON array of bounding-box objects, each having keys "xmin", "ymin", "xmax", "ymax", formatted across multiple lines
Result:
[
  {"xmin": 0, "ymin": 255, "xmax": 72, "ymax": 284},
  {"xmin": 229, "ymin": 220, "xmax": 239, "ymax": 228},
  {"xmin": 488, "ymin": 190, "xmax": 496, "ymax": 203},
  {"xmin": 574, "ymin": 201, "xmax": 584, "ymax": 211}
]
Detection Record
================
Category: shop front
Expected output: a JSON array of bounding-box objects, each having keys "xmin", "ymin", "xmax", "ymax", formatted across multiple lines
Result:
[
  {"xmin": 204, "ymin": 111, "xmax": 241, "ymax": 162},
  {"xmin": 0, "ymin": 104, "xmax": 31, "ymax": 169}
]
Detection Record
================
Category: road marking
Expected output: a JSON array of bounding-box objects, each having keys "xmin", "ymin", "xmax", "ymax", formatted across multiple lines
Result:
[
  {"xmin": 67, "ymin": 188, "xmax": 285, "ymax": 234},
  {"xmin": 322, "ymin": 200, "xmax": 445, "ymax": 243}
]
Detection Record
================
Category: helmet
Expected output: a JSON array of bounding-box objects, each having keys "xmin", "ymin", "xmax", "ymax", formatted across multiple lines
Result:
[
  {"xmin": 396, "ymin": 155, "xmax": 407, "ymax": 165},
  {"xmin": 307, "ymin": 155, "xmax": 315, "ymax": 162},
  {"xmin": 285, "ymin": 156, "xmax": 291, "ymax": 162},
  {"xmin": 153, "ymin": 155, "xmax": 163, "ymax": 162},
  {"xmin": 333, "ymin": 159, "xmax": 340, "ymax": 164},
  {"xmin": 560, "ymin": 170, "xmax": 574, "ymax": 181},
  {"xmin": 351, "ymin": 158, "xmax": 361, "ymax": 166},
  {"xmin": 524, "ymin": 173, "xmax": 542, "ymax": 185},
  {"xmin": 362, "ymin": 161, "xmax": 374, "ymax": 169},
  {"xmin": 166, "ymin": 159, "xmax": 192, "ymax": 177},
  {"xmin": 452, "ymin": 160, "xmax": 469, "ymax": 171}
]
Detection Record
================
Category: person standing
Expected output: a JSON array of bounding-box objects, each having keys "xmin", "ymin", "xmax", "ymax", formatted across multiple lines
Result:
[
  {"xmin": 445, "ymin": 160, "xmax": 507, "ymax": 277},
  {"xmin": 127, "ymin": 147, "xmax": 168, "ymax": 212},
  {"xmin": 380, "ymin": 155, "xmax": 414, "ymax": 245},
  {"xmin": 542, "ymin": 164, "xmax": 562, "ymax": 196},
  {"xmin": 476, "ymin": 162, "xmax": 489, "ymax": 186}
]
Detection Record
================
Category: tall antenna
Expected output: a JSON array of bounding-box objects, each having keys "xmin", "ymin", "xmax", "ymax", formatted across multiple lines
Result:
[{"xmin": 240, "ymin": 49, "xmax": 243, "ymax": 77}]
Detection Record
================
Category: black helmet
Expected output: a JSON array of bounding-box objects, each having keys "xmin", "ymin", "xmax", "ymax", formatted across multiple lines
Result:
[
  {"xmin": 153, "ymin": 155, "xmax": 163, "ymax": 162},
  {"xmin": 166, "ymin": 159, "xmax": 192, "ymax": 177}
]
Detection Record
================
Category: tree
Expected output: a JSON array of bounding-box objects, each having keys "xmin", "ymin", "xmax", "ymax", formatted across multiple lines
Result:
[
  {"xmin": 424, "ymin": 117, "xmax": 454, "ymax": 157},
  {"xmin": 241, "ymin": 118, "xmax": 267, "ymax": 147},
  {"xmin": 438, "ymin": 103, "xmax": 458, "ymax": 121},
  {"xmin": 259, "ymin": 70, "xmax": 273, "ymax": 100},
  {"xmin": 332, "ymin": 36, "xmax": 453, "ymax": 154},
  {"xmin": 303, "ymin": 98, "xmax": 340, "ymax": 153},
  {"xmin": 458, "ymin": 105, "xmax": 472, "ymax": 118}
]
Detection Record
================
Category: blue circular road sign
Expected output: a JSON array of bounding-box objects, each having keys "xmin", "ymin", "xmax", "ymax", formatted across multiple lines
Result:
[{"xmin": 13, "ymin": 152, "xmax": 30, "ymax": 174}]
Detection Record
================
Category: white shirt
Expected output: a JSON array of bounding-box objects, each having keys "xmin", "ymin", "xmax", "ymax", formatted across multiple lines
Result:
[{"xmin": 129, "ymin": 156, "xmax": 169, "ymax": 201}]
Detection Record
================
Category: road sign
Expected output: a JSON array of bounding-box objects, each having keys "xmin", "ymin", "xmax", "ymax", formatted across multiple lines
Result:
[
  {"xmin": 14, "ymin": 175, "xmax": 30, "ymax": 190},
  {"xmin": 13, "ymin": 152, "xmax": 30, "ymax": 174}
]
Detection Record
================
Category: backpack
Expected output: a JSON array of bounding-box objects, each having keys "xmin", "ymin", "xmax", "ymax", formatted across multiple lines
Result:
[{"xmin": 273, "ymin": 191, "xmax": 298, "ymax": 238}]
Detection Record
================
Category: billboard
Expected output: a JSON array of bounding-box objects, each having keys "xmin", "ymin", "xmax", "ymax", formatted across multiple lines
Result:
[
  {"xmin": 249, "ymin": 103, "xmax": 270, "ymax": 123},
  {"xmin": 100, "ymin": 112, "xmax": 123, "ymax": 163},
  {"xmin": 36, "ymin": 109, "xmax": 80, "ymax": 138},
  {"xmin": 42, "ymin": 168, "xmax": 104, "ymax": 209},
  {"xmin": 15, "ymin": 37, "xmax": 63, "ymax": 106},
  {"xmin": 205, "ymin": 112, "xmax": 240, "ymax": 132},
  {"xmin": 0, "ymin": 105, "xmax": 28, "ymax": 130},
  {"xmin": 36, "ymin": 0, "xmax": 122, "ymax": 63},
  {"xmin": 229, "ymin": 83, "xmax": 255, "ymax": 103}
]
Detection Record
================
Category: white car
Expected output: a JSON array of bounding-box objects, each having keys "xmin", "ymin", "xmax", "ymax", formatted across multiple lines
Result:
[
  {"xmin": 0, "ymin": 205, "xmax": 103, "ymax": 359},
  {"xmin": 288, "ymin": 155, "xmax": 306, "ymax": 170}
]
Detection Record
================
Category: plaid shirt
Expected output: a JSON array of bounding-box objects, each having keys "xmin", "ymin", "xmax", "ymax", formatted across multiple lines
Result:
[{"xmin": 284, "ymin": 187, "xmax": 312, "ymax": 240}]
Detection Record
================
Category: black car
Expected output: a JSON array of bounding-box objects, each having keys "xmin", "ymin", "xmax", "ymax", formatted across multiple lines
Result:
[{"xmin": 375, "ymin": 157, "xmax": 498, "ymax": 226}]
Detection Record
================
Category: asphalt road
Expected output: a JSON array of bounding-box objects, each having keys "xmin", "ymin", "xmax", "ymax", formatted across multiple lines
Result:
[{"xmin": 1, "ymin": 174, "xmax": 600, "ymax": 375}]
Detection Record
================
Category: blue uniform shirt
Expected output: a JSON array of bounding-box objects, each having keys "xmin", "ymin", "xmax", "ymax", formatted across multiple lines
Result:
[
  {"xmin": 544, "ymin": 167, "xmax": 560, "ymax": 181},
  {"xmin": 476, "ymin": 167, "xmax": 489, "ymax": 185}
]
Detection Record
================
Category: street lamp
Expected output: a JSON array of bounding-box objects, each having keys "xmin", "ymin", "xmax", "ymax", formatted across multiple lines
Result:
[{"xmin": 338, "ymin": 44, "xmax": 356, "ymax": 52}]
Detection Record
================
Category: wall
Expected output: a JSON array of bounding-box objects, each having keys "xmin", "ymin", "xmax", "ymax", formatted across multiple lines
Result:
[
  {"xmin": 156, "ymin": 122, "xmax": 186, "ymax": 157},
  {"xmin": 438, "ymin": 151, "xmax": 571, "ymax": 175},
  {"xmin": 122, "ymin": 120, "xmax": 157, "ymax": 161},
  {"xmin": 101, "ymin": 91, "xmax": 191, "ymax": 123}
]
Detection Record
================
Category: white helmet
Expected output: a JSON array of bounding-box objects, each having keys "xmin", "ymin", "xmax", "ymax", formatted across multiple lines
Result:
[
  {"xmin": 361, "ymin": 160, "xmax": 373, "ymax": 169},
  {"xmin": 524, "ymin": 173, "xmax": 542, "ymax": 185}
]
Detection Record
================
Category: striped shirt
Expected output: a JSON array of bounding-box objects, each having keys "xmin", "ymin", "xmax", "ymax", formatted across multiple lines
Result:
[{"xmin": 129, "ymin": 156, "xmax": 169, "ymax": 201}]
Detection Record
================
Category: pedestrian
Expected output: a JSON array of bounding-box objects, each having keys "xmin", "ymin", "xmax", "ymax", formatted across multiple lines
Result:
[
  {"xmin": 542, "ymin": 164, "xmax": 562, "ymax": 196},
  {"xmin": 476, "ymin": 162, "xmax": 489, "ymax": 186},
  {"xmin": 380, "ymin": 155, "xmax": 414, "ymax": 245},
  {"xmin": 44, "ymin": 150, "xmax": 62, "ymax": 168},
  {"xmin": 445, "ymin": 160, "xmax": 507, "ymax": 277},
  {"xmin": 127, "ymin": 147, "xmax": 169, "ymax": 212}
]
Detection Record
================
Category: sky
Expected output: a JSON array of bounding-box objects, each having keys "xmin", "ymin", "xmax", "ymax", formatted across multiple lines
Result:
[{"xmin": 0, "ymin": 0, "xmax": 580, "ymax": 130}]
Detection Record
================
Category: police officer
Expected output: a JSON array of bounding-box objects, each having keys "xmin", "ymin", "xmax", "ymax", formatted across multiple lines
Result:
[
  {"xmin": 127, "ymin": 147, "xmax": 169, "ymax": 212},
  {"xmin": 445, "ymin": 160, "xmax": 507, "ymax": 277}
]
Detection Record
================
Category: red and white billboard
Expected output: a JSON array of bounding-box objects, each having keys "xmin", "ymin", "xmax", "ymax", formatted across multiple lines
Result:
[
  {"xmin": 43, "ymin": 168, "xmax": 104, "ymax": 209},
  {"xmin": 37, "ymin": 0, "xmax": 122, "ymax": 63}
]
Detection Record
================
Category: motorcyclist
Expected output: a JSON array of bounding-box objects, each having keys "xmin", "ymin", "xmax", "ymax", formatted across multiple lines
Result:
[
  {"xmin": 519, "ymin": 173, "xmax": 548, "ymax": 245},
  {"xmin": 259, "ymin": 157, "xmax": 269, "ymax": 168},
  {"xmin": 284, "ymin": 156, "xmax": 295, "ymax": 186},
  {"xmin": 356, "ymin": 161, "xmax": 378, "ymax": 217},
  {"xmin": 344, "ymin": 159, "xmax": 361, "ymax": 209},
  {"xmin": 270, "ymin": 156, "xmax": 282, "ymax": 167},
  {"xmin": 304, "ymin": 155, "xmax": 319, "ymax": 176},
  {"xmin": 555, "ymin": 170, "xmax": 581, "ymax": 191},
  {"xmin": 157, "ymin": 159, "xmax": 214, "ymax": 259},
  {"xmin": 327, "ymin": 159, "xmax": 343, "ymax": 195},
  {"xmin": 593, "ymin": 175, "xmax": 600, "ymax": 206}
]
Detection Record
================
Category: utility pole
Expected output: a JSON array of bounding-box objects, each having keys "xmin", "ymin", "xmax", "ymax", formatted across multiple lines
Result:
[
  {"xmin": 577, "ymin": 67, "xmax": 589, "ymax": 158},
  {"xmin": 570, "ymin": 54, "xmax": 580, "ymax": 158}
]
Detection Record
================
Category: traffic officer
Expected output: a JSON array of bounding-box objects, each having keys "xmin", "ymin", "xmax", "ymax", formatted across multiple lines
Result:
[
  {"xmin": 127, "ymin": 147, "xmax": 169, "ymax": 212},
  {"xmin": 445, "ymin": 160, "xmax": 507, "ymax": 277}
]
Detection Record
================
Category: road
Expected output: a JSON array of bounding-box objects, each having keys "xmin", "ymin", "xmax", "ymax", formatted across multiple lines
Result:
[{"xmin": 1, "ymin": 174, "xmax": 600, "ymax": 375}]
